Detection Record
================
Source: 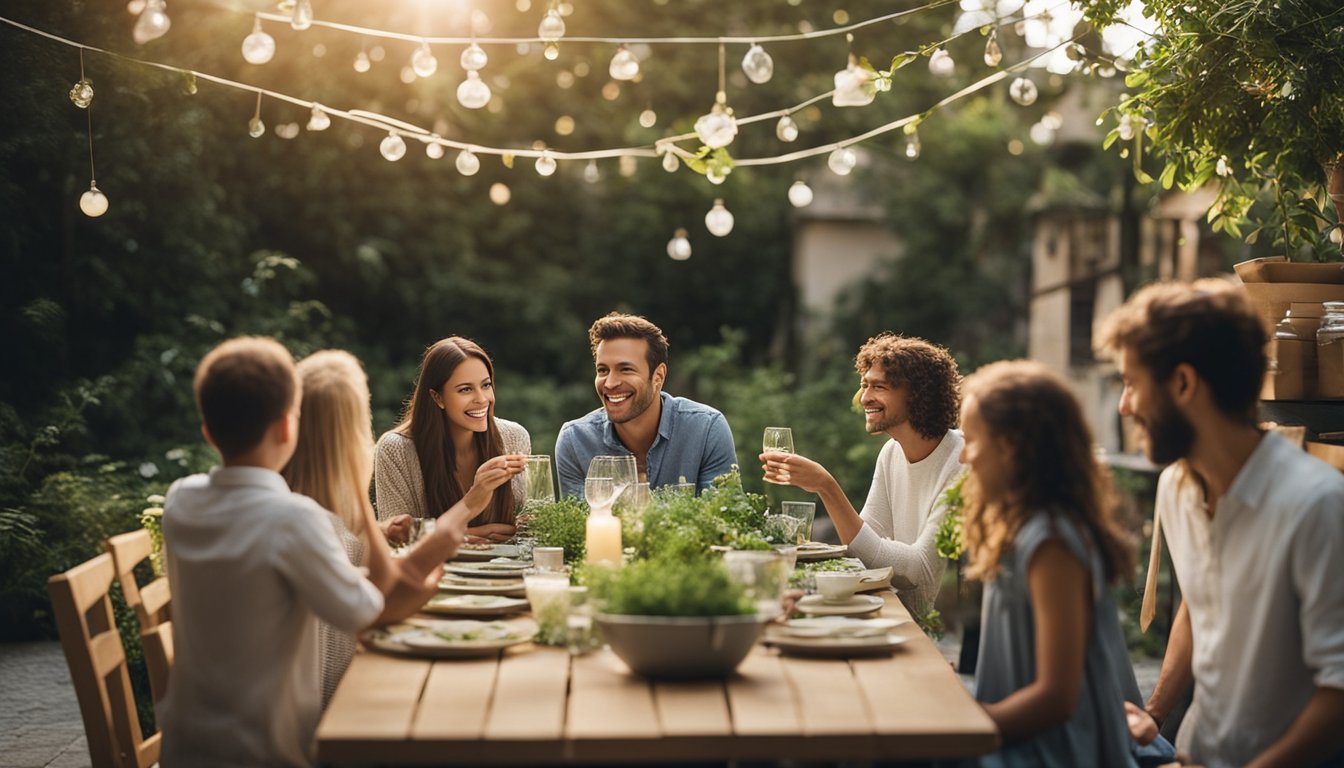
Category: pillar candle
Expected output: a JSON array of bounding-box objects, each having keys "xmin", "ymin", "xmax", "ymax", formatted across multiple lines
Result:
[{"xmin": 585, "ymin": 508, "xmax": 622, "ymax": 566}]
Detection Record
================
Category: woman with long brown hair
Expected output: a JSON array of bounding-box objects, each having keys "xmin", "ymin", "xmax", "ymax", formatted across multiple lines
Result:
[
  {"xmin": 957, "ymin": 359, "xmax": 1166, "ymax": 766},
  {"xmin": 375, "ymin": 337, "xmax": 528, "ymax": 544}
]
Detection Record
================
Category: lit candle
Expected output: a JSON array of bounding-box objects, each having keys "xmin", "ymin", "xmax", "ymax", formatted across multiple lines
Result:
[{"xmin": 585, "ymin": 507, "xmax": 622, "ymax": 566}]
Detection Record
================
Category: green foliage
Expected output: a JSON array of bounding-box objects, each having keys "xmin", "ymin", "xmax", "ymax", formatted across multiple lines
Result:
[
  {"xmin": 912, "ymin": 605, "xmax": 944, "ymax": 641},
  {"xmin": 628, "ymin": 469, "xmax": 775, "ymax": 562},
  {"xmin": 934, "ymin": 473, "xmax": 967, "ymax": 561},
  {"xmin": 592, "ymin": 558, "xmax": 753, "ymax": 617},
  {"xmin": 1080, "ymin": 0, "xmax": 1344, "ymax": 259},
  {"xmin": 527, "ymin": 497, "xmax": 589, "ymax": 563}
]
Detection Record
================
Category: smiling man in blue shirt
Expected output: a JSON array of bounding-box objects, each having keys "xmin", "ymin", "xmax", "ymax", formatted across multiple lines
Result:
[{"xmin": 555, "ymin": 312, "xmax": 737, "ymax": 499}]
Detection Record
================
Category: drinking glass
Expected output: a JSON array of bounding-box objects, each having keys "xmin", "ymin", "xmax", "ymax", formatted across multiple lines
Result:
[
  {"xmin": 584, "ymin": 476, "xmax": 616, "ymax": 511},
  {"xmin": 586, "ymin": 455, "xmax": 635, "ymax": 510},
  {"xmin": 762, "ymin": 427, "xmax": 794, "ymax": 454},
  {"xmin": 723, "ymin": 550, "xmax": 790, "ymax": 620},
  {"xmin": 524, "ymin": 569, "xmax": 572, "ymax": 646},
  {"xmin": 780, "ymin": 501, "xmax": 816, "ymax": 545},
  {"xmin": 523, "ymin": 455, "xmax": 556, "ymax": 505}
]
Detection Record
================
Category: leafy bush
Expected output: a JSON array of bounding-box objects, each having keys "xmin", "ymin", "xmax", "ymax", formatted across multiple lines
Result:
[
  {"xmin": 527, "ymin": 497, "xmax": 589, "ymax": 563},
  {"xmin": 934, "ymin": 473, "xmax": 967, "ymax": 561},
  {"xmin": 592, "ymin": 558, "xmax": 752, "ymax": 617}
]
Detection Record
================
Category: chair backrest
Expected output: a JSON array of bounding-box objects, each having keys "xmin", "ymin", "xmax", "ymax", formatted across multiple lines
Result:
[
  {"xmin": 104, "ymin": 529, "xmax": 173, "ymax": 704},
  {"xmin": 48, "ymin": 553, "xmax": 161, "ymax": 768}
]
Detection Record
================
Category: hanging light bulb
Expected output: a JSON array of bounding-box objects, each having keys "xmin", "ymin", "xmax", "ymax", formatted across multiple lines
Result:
[
  {"xmin": 461, "ymin": 42, "xmax": 488, "ymax": 71},
  {"xmin": 353, "ymin": 50, "xmax": 371, "ymax": 72},
  {"xmin": 788, "ymin": 180, "xmax": 814, "ymax": 208},
  {"xmin": 666, "ymin": 228, "xmax": 692, "ymax": 260},
  {"xmin": 1009, "ymin": 77, "xmax": 1038, "ymax": 106},
  {"xmin": 426, "ymin": 136, "xmax": 445, "ymax": 159},
  {"xmin": 306, "ymin": 104, "xmax": 330, "ymax": 131},
  {"xmin": 132, "ymin": 0, "xmax": 171, "ymax": 44},
  {"xmin": 776, "ymin": 114, "xmax": 799, "ymax": 142},
  {"xmin": 248, "ymin": 116, "xmax": 265, "ymax": 138},
  {"xmin": 639, "ymin": 108, "xmax": 657, "ymax": 128},
  {"xmin": 661, "ymin": 150, "xmax": 679, "ymax": 173},
  {"xmin": 741, "ymin": 44, "xmax": 774, "ymax": 84},
  {"xmin": 535, "ymin": 150, "xmax": 557, "ymax": 176},
  {"xmin": 694, "ymin": 103, "xmax": 737, "ymax": 149},
  {"xmin": 928, "ymin": 48, "xmax": 955, "ymax": 77},
  {"xmin": 456, "ymin": 70, "xmax": 492, "ymax": 109},
  {"xmin": 290, "ymin": 0, "xmax": 312, "ymax": 31},
  {"xmin": 609, "ymin": 45, "xmax": 639, "ymax": 81},
  {"xmin": 411, "ymin": 42, "xmax": 438, "ymax": 77},
  {"xmin": 69, "ymin": 78, "xmax": 94, "ymax": 109},
  {"xmin": 380, "ymin": 132, "xmax": 406, "ymax": 161},
  {"xmin": 984, "ymin": 28, "xmax": 1002, "ymax": 67},
  {"xmin": 704, "ymin": 199, "xmax": 734, "ymax": 237},
  {"xmin": 538, "ymin": 7, "xmax": 565, "ymax": 42},
  {"xmin": 833, "ymin": 58, "xmax": 876, "ymax": 107},
  {"xmin": 241, "ymin": 18, "xmax": 276, "ymax": 65},
  {"xmin": 828, "ymin": 147, "xmax": 857, "ymax": 175},
  {"xmin": 583, "ymin": 160, "xmax": 600, "ymax": 183},
  {"xmin": 705, "ymin": 165, "xmax": 729, "ymax": 185},
  {"xmin": 456, "ymin": 148, "xmax": 481, "ymax": 175},
  {"xmin": 79, "ymin": 181, "xmax": 109, "ymax": 217},
  {"xmin": 127, "ymin": 0, "xmax": 146, "ymax": 15},
  {"xmin": 543, "ymin": 43, "xmax": 560, "ymax": 60},
  {"xmin": 903, "ymin": 126, "xmax": 921, "ymax": 160}
]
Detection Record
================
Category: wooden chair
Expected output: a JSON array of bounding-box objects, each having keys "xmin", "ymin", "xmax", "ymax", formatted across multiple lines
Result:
[
  {"xmin": 48, "ymin": 552, "xmax": 161, "ymax": 768},
  {"xmin": 105, "ymin": 529, "xmax": 173, "ymax": 704}
]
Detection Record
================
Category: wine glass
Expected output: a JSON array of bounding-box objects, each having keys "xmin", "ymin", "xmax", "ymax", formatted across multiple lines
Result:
[
  {"xmin": 609, "ymin": 455, "xmax": 637, "ymax": 506},
  {"xmin": 762, "ymin": 427, "xmax": 794, "ymax": 454},
  {"xmin": 584, "ymin": 475, "xmax": 616, "ymax": 511},
  {"xmin": 587, "ymin": 455, "xmax": 635, "ymax": 510}
]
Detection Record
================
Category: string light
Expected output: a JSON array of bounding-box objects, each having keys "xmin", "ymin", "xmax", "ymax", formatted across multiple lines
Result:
[
  {"xmin": 290, "ymin": 0, "xmax": 312, "ymax": 32},
  {"xmin": 1009, "ymin": 76, "xmax": 1038, "ymax": 106},
  {"xmin": 984, "ymin": 28, "xmax": 1002, "ymax": 67},
  {"xmin": 241, "ymin": 17, "xmax": 276, "ymax": 65},
  {"xmin": 461, "ymin": 41, "xmax": 487, "ymax": 71},
  {"xmin": 775, "ymin": 114, "xmax": 798, "ymax": 142},
  {"xmin": 609, "ymin": 45, "xmax": 639, "ymax": 80},
  {"xmin": 833, "ymin": 55, "xmax": 875, "ymax": 107},
  {"xmin": 903, "ymin": 125, "xmax": 921, "ymax": 159},
  {"xmin": 379, "ymin": 131, "xmax": 406, "ymax": 161},
  {"xmin": 787, "ymin": 180, "xmax": 813, "ymax": 207},
  {"xmin": 535, "ymin": 149, "xmax": 557, "ymax": 175},
  {"xmin": 456, "ymin": 148, "xmax": 481, "ymax": 175},
  {"xmin": 306, "ymin": 104, "xmax": 330, "ymax": 131},
  {"xmin": 828, "ymin": 146, "xmax": 857, "ymax": 175},
  {"xmin": 704, "ymin": 199, "xmax": 734, "ymax": 236},
  {"xmin": 410, "ymin": 41, "xmax": 437, "ymax": 77},
  {"xmin": 694, "ymin": 44, "xmax": 737, "ymax": 149},
  {"xmin": 538, "ymin": 6, "xmax": 565, "ymax": 43},
  {"xmin": 583, "ymin": 159, "xmax": 600, "ymax": 183},
  {"xmin": 741, "ymin": 43, "xmax": 773, "ymax": 84},
  {"xmin": 132, "ymin": 0, "xmax": 170, "ymax": 45},
  {"xmin": 353, "ymin": 48, "xmax": 371, "ymax": 72},
  {"xmin": 247, "ymin": 91, "xmax": 264, "ymax": 137},
  {"xmin": 928, "ymin": 48, "xmax": 955, "ymax": 77},
  {"xmin": 638, "ymin": 108, "xmax": 657, "ymax": 128},
  {"xmin": 77, "ymin": 55, "xmax": 107, "ymax": 218},
  {"xmin": 426, "ymin": 135, "xmax": 445, "ymax": 158},
  {"xmin": 667, "ymin": 228, "xmax": 692, "ymax": 260},
  {"xmin": 69, "ymin": 49, "xmax": 93, "ymax": 108},
  {"xmin": 661, "ymin": 150, "xmax": 680, "ymax": 173},
  {"xmin": 457, "ymin": 70, "xmax": 491, "ymax": 109},
  {"xmin": 489, "ymin": 182, "xmax": 511, "ymax": 205}
]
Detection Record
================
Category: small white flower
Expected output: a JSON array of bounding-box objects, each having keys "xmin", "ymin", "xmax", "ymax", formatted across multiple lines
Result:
[
  {"xmin": 139, "ymin": 462, "xmax": 160, "ymax": 478},
  {"xmin": 1216, "ymin": 155, "xmax": 1232, "ymax": 177}
]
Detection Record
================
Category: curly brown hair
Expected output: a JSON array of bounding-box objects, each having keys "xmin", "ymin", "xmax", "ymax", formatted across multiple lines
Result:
[
  {"xmin": 589, "ymin": 312, "xmax": 670, "ymax": 372},
  {"xmin": 961, "ymin": 360, "xmax": 1135, "ymax": 584},
  {"xmin": 854, "ymin": 334, "xmax": 961, "ymax": 439}
]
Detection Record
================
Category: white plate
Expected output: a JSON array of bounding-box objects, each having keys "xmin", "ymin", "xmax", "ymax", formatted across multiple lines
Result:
[
  {"xmin": 451, "ymin": 544, "xmax": 523, "ymax": 562},
  {"xmin": 794, "ymin": 543, "xmax": 849, "ymax": 562},
  {"xmin": 773, "ymin": 616, "xmax": 906, "ymax": 638},
  {"xmin": 794, "ymin": 593, "xmax": 885, "ymax": 617},
  {"xmin": 438, "ymin": 576, "xmax": 527, "ymax": 597},
  {"xmin": 764, "ymin": 629, "xmax": 910, "ymax": 657},
  {"xmin": 364, "ymin": 619, "xmax": 536, "ymax": 659},
  {"xmin": 423, "ymin": 594, "xmax": 530, "ymax": 617},
  {"xmin": 445, "ymin": 561, "xmax": 532, "ymax": 578}
]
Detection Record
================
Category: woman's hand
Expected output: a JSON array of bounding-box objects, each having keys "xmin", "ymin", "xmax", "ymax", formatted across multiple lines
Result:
[
  {"xmin": 463, "ymin": 455, "xmax": 527, "ymax": 513},
  {"xmin": 760, "ymin": 451, "xmax": 832, "ymax": 494},
  {"xmin": 466, "ymin": 523, "xmax": 516, "ymax": 544},
  {"xmin": 380, "ymin": 514, "xmax": 413, "ymax": 546}
]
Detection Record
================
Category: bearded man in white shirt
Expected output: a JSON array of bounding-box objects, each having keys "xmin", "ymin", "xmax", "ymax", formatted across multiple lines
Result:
[
  {"xmin": 1098, "ymin": 280, "xmax": 1344, "ymax": 768},
  {"xmin": 761, "ymin": 333, "xmax": 964, "ymax": 614}
]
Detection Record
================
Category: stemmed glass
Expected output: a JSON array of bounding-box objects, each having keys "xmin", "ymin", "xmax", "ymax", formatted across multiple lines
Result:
[
  {"xmin": 586, "ymin": 455, "xmax": 636, "ymax": 511},
  {"xmin": 762, "ymin": 427, "xmax": 794, "ymax": 485}
]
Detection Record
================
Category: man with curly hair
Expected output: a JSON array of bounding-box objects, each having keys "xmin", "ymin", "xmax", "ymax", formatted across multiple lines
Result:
[{"xmin": 762, "ymin": 333, "xmax": 964, "ymax": 611}]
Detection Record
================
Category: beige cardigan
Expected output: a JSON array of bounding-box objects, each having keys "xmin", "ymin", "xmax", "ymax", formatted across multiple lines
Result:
[{"xmin": 373, "ymin": 418, "xmax": 531, "ymax": 521}]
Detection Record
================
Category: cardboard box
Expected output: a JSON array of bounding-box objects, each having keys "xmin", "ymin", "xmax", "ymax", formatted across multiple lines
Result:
[
  {"xmin": 1241, "ymin": 283, "xmax": 1344, "ymax": 337},
  {"xmin": 1270, "ymin": 338, "xmax": 1315, "ymax": 400},
  {"xmin": 1306, "ymin": 441, "xmax": 1344, "ymax": 472}
]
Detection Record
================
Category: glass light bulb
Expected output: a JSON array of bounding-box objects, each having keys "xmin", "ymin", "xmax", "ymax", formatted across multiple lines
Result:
[
  {"xmin": 667, "ymin": 229, "xmax": 691, "ymax": 260},
  {"xmin": 411, "ymin": 43, "xmax": 438, "ymax": 77},
  {"xmin": 776, "ymin": 115, "xmax": 798, "ymax": 142},
  {"xmin": 535, "ymin": 151, "xmax": 557, "ymax": 176},
  {"xmin": 426, "ymin": 137, "xmax": 445, "ymax": 159},
  {"xmin": 828, "ymin": 147, "xmax": 857, "ymax": 175},
  {"xmin": 132, "ymin": 0, "xmax": 170, "ymax": 44},
  {"xmin": 741, "ymin": 44, "xmax": 774, "ymax": 84},
  {"xmin": 380, "ymin": 132, "xmax": 406, "ymax": 161},
  {"xmin": 705, "ymin": 166, "xmax": 728, "ymax": 185},
  {"xmin": 904, "ymin": 130, "xmax": 921, "ymax": 159},
  {"xmin": 543, "ymin": 42, "xmax": 559, "ymax": 60},
  {"xmin": 290, "ymin": 0, "xmax": 312, "ymax": 31},
  {"xmin": 833, "ymin": 63, "xmax": 876, "ymax": 107},
  {"xmin": 1009, "ymin": 77, "xmax": 1038, "ymax": 106},
  {"xmin": 248, "ymin": 116, "xmax": 265, "ymax": 138},
  {"xmin": 456, "ymin": 149, "xmax": 481, "ymax": 175},
  {"xmin": 609, "ymin": 46, "xmax": 639, "ymax": 81},
  {"xmin": 661, "ymin": 151, "xmax": 679, "ymax": 173},
  {"xmin": 538, "ymin": 8, "xmax": 565, "ymax": 42},
  {"xmin": 306, "ymin": 104, "xmax": 330, "ymax": 131},
  {"xmin": 353, "ymin": 50, "xmax": 371, "ymax": 72},
  {"xmin": 694, "ymin": 106, "xmax": 737, "ymax": 149},
  {"xmin": 583, "ymin": 160, "xmax": 600, "ymax": 183},
  {"xmin": 69, "ymin": 78, "xmax": 94, "ymax": 109},
  {"xmin": 489, "ymin": 182, "xmax": 511, "ymax": 205},
  {"xmin": 704, "ymin": 199, "xmax": 734, "ymax": 237},
  {"xmin": 80, "ymin": 182, "xmax": 109, "ymax": 217},
  {"xmin": 461, "ymin": 42, "xmax": 488, "ymax": 72},
  {"xmin": 928, "ymin": 48, "xmax": 955, "ymax": 77},
  {"xmin": 242, "ymin": 20, "xmax": 276, "ymax": 65},
  {"xmin": 127, "ymin": 0, "xmax": 146, "ymax": 14},
  {"xmin": 639, "ymin": 109, "xmax": 657, "ymax": 128},
  {"xmin": 456, "ymin": 70, "xmax": 492, "ymax": 109},
  {"xmin": 984, "ymin": 30, "xmax": 1002, "ymax": 67},
  {"xmin": 788, "ymin": 180, "xmax": 813, "ymax": 207}
]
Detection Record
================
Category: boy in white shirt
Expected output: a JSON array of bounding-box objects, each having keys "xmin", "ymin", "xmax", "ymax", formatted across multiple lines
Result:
[{"xmin": 159, "ymin": 337, "xmax": 450, "ymax": 767}]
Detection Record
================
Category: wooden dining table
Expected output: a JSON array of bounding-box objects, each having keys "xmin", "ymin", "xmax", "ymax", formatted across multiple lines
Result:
[{"xmin": 317, "ymin": 591, "xmax": 999, "ymax": 765}]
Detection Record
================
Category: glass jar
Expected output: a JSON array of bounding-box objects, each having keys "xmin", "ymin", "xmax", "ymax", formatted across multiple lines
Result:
[{"xmin": 1318, "ymin": 302, "xmax": 1344, "ymax": 399}]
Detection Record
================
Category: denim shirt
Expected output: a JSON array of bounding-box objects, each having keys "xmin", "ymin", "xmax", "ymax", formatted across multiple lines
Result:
[{"xmin": 554, "ymin": 391, "xmax": 737, "ymax": 499}]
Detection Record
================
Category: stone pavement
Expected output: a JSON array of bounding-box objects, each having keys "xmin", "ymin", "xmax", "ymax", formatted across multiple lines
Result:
[{"xmin": 0, "ymin": 643, "xmax": 90, "ymax": 768}]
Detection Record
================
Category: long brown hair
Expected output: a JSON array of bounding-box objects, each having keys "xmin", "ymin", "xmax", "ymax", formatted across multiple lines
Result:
[
  {"xmin": 961, "ymin": 360, "xmax": 1134, "ymax": 584},
  {"xmin": 395, "ymin": 337, "xmax": 513, "ymax": 525},
  {"xmin": 282, "ymin": 350, "xmax": 374, "ymax": 542}
]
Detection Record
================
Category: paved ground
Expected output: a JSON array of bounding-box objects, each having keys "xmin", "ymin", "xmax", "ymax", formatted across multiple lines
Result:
[{"xmin": 2, "ymin": 635, "xmax": 1161, "ymax": 768}]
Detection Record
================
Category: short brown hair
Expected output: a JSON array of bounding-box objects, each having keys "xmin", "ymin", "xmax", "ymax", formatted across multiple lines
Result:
[
  {"xmin": 193, "ymin": 337, "xmax": 299, "ymax": 459},
  {"xmin": 855, "ymin": 334, "xmax": 961, "ymax": 439},
  {"xmin": 1095, "ymin": 280, "xmax": 1267, "ymax": 420},
  {"xmin": 589, "ymin": 312, "xmax": 669, "ymax": 372}
]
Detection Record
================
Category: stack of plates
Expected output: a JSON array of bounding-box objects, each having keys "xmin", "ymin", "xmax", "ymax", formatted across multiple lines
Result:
[
  {"xmin": 364, "ymin": 618, "xmax": 537, "ymax": 659},
  {"xmin": 764, "ymin": 616, "xmax": 910, "ymax": 657}
]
